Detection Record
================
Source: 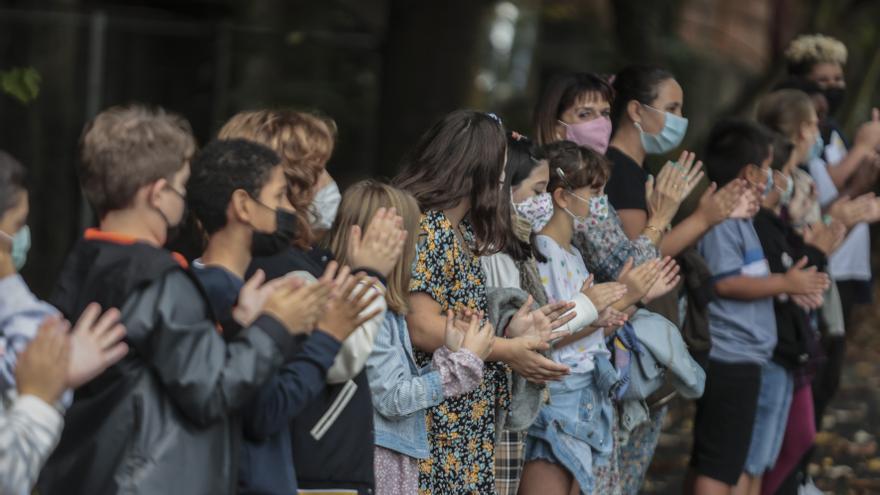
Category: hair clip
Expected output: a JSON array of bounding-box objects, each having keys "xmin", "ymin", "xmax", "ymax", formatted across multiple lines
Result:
[
  {"xmin": 555, "ymin": 167, "xmax": 574, "ymax": 189},
  {"xmin": 485, "ymin": 112, "xmax": 503, "ymax": 125}
]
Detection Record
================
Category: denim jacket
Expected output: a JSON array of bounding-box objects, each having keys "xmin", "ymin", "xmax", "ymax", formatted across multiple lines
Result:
[{"xmin": 366, "ymin": 311, "xmax": 444, "ymax": 459}]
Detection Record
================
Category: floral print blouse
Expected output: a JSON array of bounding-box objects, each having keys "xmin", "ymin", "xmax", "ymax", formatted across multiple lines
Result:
[{"xmin": 410, "ymin": 210, "xmax": 510, "ymax": 494}]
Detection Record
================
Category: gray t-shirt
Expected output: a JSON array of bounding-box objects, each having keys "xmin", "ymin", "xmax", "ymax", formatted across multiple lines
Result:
[{"xmin": 698, "ymin": 219, "xmax": 776, "ymax": 364}]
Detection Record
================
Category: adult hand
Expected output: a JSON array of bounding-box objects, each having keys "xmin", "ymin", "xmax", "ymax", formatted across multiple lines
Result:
[
  {"xmin": 67, "ymin": 303, "xmax": 129, "ymax": 388},
  {"xmin": 347, "ymin": 207, "xmax": 407, "ymax": 277},
  {"xmin": 17, "ymin": 317, "xmax": 70, "ymax": 404},
  {"xmin": 646, "ymin": 151, "xmax": 704, "ymax": 227}
]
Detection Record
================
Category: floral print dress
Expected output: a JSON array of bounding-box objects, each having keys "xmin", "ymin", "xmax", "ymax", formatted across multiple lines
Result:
[{"xmin": 410, "ymin": 210, "xmax": 510, "ymax": 494}]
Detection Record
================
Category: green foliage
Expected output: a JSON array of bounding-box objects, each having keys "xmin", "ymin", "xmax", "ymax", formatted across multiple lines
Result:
[{"xmin": 0, "ymin": 67, "xmax": 41, "ymax": 104}]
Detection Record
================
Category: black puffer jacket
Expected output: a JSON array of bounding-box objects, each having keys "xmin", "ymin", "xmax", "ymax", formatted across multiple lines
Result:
[{"xmin": 38, "ymin": 234, "xmax": 297, "ymax": 495}]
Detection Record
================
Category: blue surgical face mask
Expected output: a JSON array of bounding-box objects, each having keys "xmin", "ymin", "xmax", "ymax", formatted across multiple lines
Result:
[
  {"xmin": 0, "ymin": 225, "xmax": 31, "ymax": 270},
  {"xmin": 635, "ymin": 104, "xmax": 689, "ymax": 155},
  {"xmin": 764, "ymin": 170, "xmax": 774, "ymax": 198},
  {"xmin": 807, "ymin": 134, "xmax": 825, "ymax": 163},
  {"xmin": 779, "ymin": 174, "xmax": 794, "ymax": 205}
]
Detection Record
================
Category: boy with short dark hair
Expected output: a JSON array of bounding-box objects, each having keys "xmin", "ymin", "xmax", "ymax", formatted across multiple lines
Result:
[
  {"xmin": 186, "ymin": 138, "xmax": 383, "ymax": 495},
  {"xmin": 688, "ymin": 118, "xmax": 829, "ymax": 495},
  {"xmin": 39, "ymin": 105, "xmax": 332, "ymax": 495}
]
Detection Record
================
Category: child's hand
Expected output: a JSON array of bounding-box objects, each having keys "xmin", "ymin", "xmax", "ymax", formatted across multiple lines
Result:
[
  {"xmin": 791, "ymin": 293, "xmax": 824, "ymax": 311},
  {"xmin": 803, "ymin": 221, "xmax": 846, "ymax": 256},
  {"xmin": 17, "ymin": 317, "xmax": 70, "ymax": 404},
  {"xmin": 233, "ymin": 269, "xmax": 299, "ymax": 326},
  {"xmin": 444, "ymin": 310, "xmax": 465, "ymax": 352},
  {"xmin": 460, "ymin": 314, "xmax": 494, "ymax": 360},
  {"xmin": 262, "ymin": 274, "xmax": 332, "ymax": 335},
  {"xmin": 346, "ymin": 207, "xmax": 407, "ymax": 277},
  {"xmin": 728, "ymin": 187, "xmax": 760, "ymax": 219},
  {"xmin": 697, "ymin": 180, "xmax": 744, "ymax": 225},
  {"xmin": 616, "ymin": 258, "xmax": 661, "ymax": 305},
  {"xmin": 67, "ymin": 303, "xmax": 129, "ymax": 388},
  {"xmin": 642, "ymin": 257, "xmax": 681, "ymax": 303},
  {"xmin": 783, "ymin": 257, "xmax": 831, "ymax": 296},
  {"xmin": 538, "ymin": 301, "xmax": 577, "ymax": 334},
  {"xmin": 317, "ymin": 273, "xmax": 383, "ymax": 342},
  {"xmin": 580, "ymin": 275, "xmax": 628, "ymax": 313},
  {"xmin": 594, "ymin": 307, "xmax": 628, "ymax": 328},
  {"xmin": 505, "ymin": 296, "xmax": 537, "ymax": 338}
]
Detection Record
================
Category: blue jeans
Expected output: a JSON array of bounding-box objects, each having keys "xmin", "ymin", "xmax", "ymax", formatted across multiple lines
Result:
[{"xmin": 524, "ymin": 356, "xmax": 617, "ymax": 493}]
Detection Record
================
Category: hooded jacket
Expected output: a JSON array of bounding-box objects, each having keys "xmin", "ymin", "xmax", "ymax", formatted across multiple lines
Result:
[{"xmin": 37, "ymin": 230, "xmax": 296, "ymax": 495}]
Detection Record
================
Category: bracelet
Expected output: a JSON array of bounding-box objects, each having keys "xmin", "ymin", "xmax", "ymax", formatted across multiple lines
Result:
[{"xmin": 643, "ymin": 224, "xmax": 665, "ymax": 243}]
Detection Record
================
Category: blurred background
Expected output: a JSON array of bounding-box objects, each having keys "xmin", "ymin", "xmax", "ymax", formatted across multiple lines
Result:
[{"xmin": 1, "ymin": 1, "xmax": 879, "ymax": 491}]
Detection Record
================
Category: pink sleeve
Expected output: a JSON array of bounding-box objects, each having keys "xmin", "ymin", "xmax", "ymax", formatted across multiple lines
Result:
[{"xmin": 431, "ymin": 346, "xmax": 484, "ymax": 398}]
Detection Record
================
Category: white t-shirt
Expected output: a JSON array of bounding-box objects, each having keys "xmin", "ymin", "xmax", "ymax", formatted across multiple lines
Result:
[
  {"xmin": 534, "ymin": 235, "xmax": 608, "ymax": 373},
  {"xmin": 811, "ymin": 131, "xmax": 872, "ymax": 281},
  {"xmin": 480, "ymin": 252, "xmax": 521, "ymax": 290}
]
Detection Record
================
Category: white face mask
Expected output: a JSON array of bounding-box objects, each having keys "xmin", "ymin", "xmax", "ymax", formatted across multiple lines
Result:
[
  {"xmin": 310, "ymin": 181, "xmax": 341, "ymax": 230},
  {"xmin": 513, "ymin": 192, "xmax": 554, "ymax": 233},
  {"xmin": 563, "ymin": 190, "xmax": 592, "ymax": 232}
]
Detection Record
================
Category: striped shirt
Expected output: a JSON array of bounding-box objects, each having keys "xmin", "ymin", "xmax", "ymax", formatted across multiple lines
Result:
[
  {"xmin": 0, "ymin": 392, "xmax": 64, "ymax": 495},
  {"xmin": 699, "ymin": 219, "xmax": 777, "ymax": 364}
]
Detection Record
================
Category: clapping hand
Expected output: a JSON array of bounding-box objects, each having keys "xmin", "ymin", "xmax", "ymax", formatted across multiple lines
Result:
[
  {"xmin": 347, "ymin": 207, "xmax": 407, "ymax": 277},
  {"xmin": 642, "ymin": 256, "xmax": 681, "ymax": 303}
]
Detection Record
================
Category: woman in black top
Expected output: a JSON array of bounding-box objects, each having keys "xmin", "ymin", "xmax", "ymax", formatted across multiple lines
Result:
[{"xmin": 608, "ymin": 65, "xmax": 746, "ymax": 257}]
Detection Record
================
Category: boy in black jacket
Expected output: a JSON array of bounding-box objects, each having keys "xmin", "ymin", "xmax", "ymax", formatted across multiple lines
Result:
[
  {"xmin": 39, "ymin": 105, "xmax": 332, "ymax": 495},
  {"xmin": 221, "ymin": 109, "xmax": 402, "ymax": 494},
  {"xmin": 186, "ymin": 138, "xmax": 390, "ymax": 495}
]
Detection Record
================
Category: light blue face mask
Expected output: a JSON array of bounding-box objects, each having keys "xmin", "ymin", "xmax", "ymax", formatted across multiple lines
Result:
[
  {"xmin": 0, "ymin": 225, "xmax": 31, "ymax": 270},
  {"xmin": 764, "ymin": 170, "xmax": 774, "ymax": 198},
  {"xmin": 635, "ymin": 104, "xmax": 689, "ymax": 155},
  {"xmin": 779, "ymin": 174, "xmax": 794, "ymax": 205},
  {"xmin": 806, "ymin": 134, "xmax": 825, "ymax": 163}
]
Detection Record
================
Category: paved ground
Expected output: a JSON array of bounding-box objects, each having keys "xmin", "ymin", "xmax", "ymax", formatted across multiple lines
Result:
[{"xmin": 642, "ymin": 303, "xmax": 880, "ymax": 495}]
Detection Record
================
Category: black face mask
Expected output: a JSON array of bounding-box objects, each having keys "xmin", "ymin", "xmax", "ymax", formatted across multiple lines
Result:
[
  {"xmin": 822, "ymin": 87, "xmax": 846, "ymax": 116},
  {"xmin": 152, "ymin": 204, "xmax": 187, "ymax": 246},
  {"xmin": 251, "ymin": 208, "xmax": 298, "ymax": 257},
  {"xmin": 155, "ymin": 185, "xmax": 187, "ymax": 246}
]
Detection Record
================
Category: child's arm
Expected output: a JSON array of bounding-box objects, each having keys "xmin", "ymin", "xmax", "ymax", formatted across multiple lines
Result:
[
  {"xmin": 324, "ymin": 284, "xmax": 387, "ymax": 384},
  {"xmin": 431, "ymin": 347, "xmax": 483, "ymax": 398},
  {"xmin": 714, "ymin": 257, "xmax": 829, "ymax": 301},
  {"xmin": 241, "ymin": 330, "xmax": 342, "ymax": 441},
  {"xmin": 0, "ymin": 275, "xmax": 57, "ymax": 392},
  {"xmin": 366, "ymin": 320, "xmax": 446, "ymax": 419},
  {"xmin": 134, "ymin": 270, "xmax": 363, "ymax": 427}
]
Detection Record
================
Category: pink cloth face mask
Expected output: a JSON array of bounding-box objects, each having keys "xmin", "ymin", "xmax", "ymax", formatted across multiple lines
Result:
[{"xmin": 559, "ymin": 117, "xmax": 613, "ymax": 154}]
